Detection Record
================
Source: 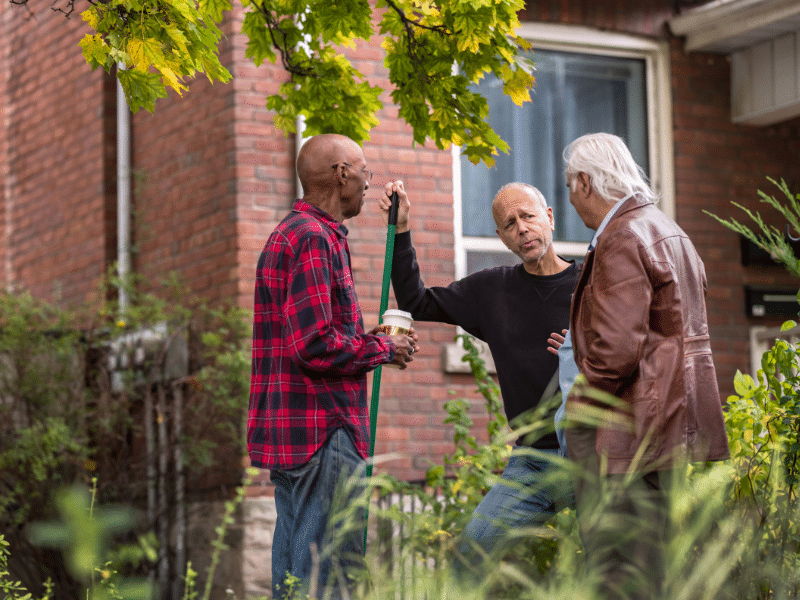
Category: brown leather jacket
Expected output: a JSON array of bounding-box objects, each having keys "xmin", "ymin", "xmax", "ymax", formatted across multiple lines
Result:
[{"xmin": 568, "ymin": 195, "xmax": 730, "ymax": 473}]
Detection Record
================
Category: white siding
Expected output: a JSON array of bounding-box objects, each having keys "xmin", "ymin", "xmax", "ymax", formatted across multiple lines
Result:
[{"xmin": 732, "ymin": 29, "xmax": 800, "ymax": 125}]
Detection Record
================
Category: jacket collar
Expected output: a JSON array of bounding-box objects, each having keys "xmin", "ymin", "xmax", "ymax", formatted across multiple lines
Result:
[
  {"xmin": 591, "ymin": 194, "xmax": 654, "ymax": 248},
  {"xmin": 611, "ymin": 194, "xmax": 654, "ymax": 219}
]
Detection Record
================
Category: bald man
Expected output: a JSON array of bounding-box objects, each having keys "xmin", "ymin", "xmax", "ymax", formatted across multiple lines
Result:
[
  {"xmin": 379, "ymin": 181, "xmax": 580, "ymax": 581},
  {"xmin": 248, "ymin": 134, "xmax": 418, "ymax": 599}
]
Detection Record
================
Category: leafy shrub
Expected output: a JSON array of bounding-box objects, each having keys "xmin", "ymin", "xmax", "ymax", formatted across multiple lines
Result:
[
  {"xmin": 705, "ymin": 177, "xmax": 800, "ymax": 599},
  {"xmin": 0, "ymin": 275, "xmax": 250, "ymax": 599}
]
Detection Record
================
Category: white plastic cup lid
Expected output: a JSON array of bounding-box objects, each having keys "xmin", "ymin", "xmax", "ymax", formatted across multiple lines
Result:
[{"xmin": 382, "ymin": 309, "xmax": 413, "ymax": 326}]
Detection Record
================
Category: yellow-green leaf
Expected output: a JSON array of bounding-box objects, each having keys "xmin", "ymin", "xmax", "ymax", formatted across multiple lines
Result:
[
  {"xmin": 164, "ymin": 24, "xmax": 190, "ymax": 56},
  {"xmin": 502, "ymin": 66, "xmax": 534, "ymax": 106},
  {"xmin": 159, "ymin": 65, "xmax": 187, "ymax": 95},
  {"xmin": 79, "ymin": 34, "xmax": 110, "ymax": 68},
  {"xmin": 127, "ymin": 38, "xmax": 159, "ymax": 71},
  {"xmin": 199, "ymin": 0, "xmax": 231, "ymax": 23},
  {"xmin": 733, "ymin": 370, "xmax": 754, "ymax": 397},
  {"xmin": 81, "ymin": 8, "xmax": 100, "ymax": 30}
]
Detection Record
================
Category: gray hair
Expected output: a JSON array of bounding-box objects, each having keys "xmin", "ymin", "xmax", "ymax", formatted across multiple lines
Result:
[{"xmin": 564, "ymin": 133, "xmax": 657, "ymax": 203}]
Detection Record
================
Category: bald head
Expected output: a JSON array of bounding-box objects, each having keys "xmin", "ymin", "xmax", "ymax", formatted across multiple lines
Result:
[
  {"xmin": 491, "ymin": 183, "xmax": 548, "ymax": 227},
  {"xmin": 295, "ymin": 134, "xmax": 370, "ymax": 222},
  {"xmin": 296, "ymin": 134, "xmax": 363, "ymax": 193}
]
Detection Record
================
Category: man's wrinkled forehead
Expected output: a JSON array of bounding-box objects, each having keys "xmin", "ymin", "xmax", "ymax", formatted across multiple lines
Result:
[{"xmin": 492, "ymin": 188, "xmax": 542, "ymax": 225}]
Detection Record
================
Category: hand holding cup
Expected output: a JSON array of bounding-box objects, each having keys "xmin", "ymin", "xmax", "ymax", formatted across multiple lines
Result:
[{"xmin": 377, "ymin": 310, "xmax": 418, "ymax": 369}]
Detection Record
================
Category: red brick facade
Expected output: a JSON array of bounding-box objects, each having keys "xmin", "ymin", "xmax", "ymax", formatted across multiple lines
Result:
[
  {"xmin": 0, "ymin": 0, "xmax": 117, "ymax": 306},
  {"xmin": 2, "ymin": 0, "xmax": 800, "ymax": 483}
]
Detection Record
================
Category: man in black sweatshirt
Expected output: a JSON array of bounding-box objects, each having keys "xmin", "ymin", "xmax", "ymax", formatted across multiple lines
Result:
[{"xmin": 379, "ymin": 180, "xmax": 580, "ymax": 580}]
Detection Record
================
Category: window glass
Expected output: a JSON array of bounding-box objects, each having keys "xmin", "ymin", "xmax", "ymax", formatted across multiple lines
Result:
[{"xmin": 460, "ymin": 48, "xmax": 648, "ymax": 256}]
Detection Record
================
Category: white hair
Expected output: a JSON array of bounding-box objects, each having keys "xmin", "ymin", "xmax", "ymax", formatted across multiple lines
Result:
[{"xmin": 564, "ymin": 133, "xmax": 657, "ymax": 203}]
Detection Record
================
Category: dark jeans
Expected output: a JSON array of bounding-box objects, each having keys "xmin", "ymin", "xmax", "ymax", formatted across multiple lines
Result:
[
  {"xmin": 270, "ymin": 427, "xmax": 366, "ymax": 600},
  {"xmin": 566, "ymin": 426, "xmax": 673, "ymax": 600},
  {"xmin": 454, "ymin": 447, "xmax": 574, "ymax": 581}
]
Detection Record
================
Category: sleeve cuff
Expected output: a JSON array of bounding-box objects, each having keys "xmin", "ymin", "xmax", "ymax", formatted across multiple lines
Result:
[{"xmin": 394, "ymin": 230, "xmax": 412, "ymax": 253}]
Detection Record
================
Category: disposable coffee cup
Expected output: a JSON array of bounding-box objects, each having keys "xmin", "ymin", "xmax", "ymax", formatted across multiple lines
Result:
[
  {"xmin": 380, "ymin": 309, "xmax": 413, "ymax": 336},
  {"xmin": 380, "ymin": 309, "xmax": 413, "ymax": 368}
]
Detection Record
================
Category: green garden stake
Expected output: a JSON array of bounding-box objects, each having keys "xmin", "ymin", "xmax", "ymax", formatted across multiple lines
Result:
[{"xmin": 364, "ymin": 190, "xmax": 399, "ymax": 553}]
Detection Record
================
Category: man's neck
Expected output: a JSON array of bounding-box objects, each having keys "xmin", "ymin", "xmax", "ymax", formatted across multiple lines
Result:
[
  {"xmin": 522, "ymin": 251, "xmax": 571, "ymax": 276},
  {"xmin": 303, "ymin": 192, "xmax": 343, "ymax": 223}
]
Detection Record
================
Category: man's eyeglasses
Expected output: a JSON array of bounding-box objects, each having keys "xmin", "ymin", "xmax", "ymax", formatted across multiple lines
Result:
[{"xmin": 333, "ymin": 162, "xmax": 373, "ymax": 181}]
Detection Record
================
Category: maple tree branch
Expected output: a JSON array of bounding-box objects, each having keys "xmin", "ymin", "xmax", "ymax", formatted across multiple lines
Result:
[{"xmin": 247, "ymin": 2, "xmax": 317, "ymax": 78}]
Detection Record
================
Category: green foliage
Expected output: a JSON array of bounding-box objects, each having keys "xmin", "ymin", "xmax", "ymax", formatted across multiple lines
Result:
[
  {"xmin": 275, "ymin": 573, "xmax": 309, "ymax": 600},
  {"xmin": 243, "ymin": 0, "xmax": 532, "ymax": 165},
  {"xmin": 65, "ymin": 0, "xmax": 536, "ymax": 164},
  {"xmin": 722, "ymin": 342, "xmax": 800, "ymax": 598},
  {"xmin": 78, "ymin": 0, "xmax": 232, "ymax": 113},
  {"xmin": 0, "ymin": 273, "xmax": 250, "ymax": 597},
  {"xmin": 379, "ymin": 0, "xmax": 532, "ymax": 165},
  {"xmin": 704, "ymin": 177, "xmax": 800, "ymax": 277},
  {"xmin": 0, "ymin": 536, "xmax": 54, "ymax": 600},
  {"xmin": 0, "ymin": 292, "xmax": 90, "ymax": 529},
  {"xmin": 5, "ymin": 466, "xmax": 259, "ymax": 600},
  {"xmin": 181, "ymin": 562, "xmax": 198, "ymax": 600},
  {"xmin": 374, "ymin": 334, "xmax": 511, "ymax": 557},
  {"xmin": 28, "ymin": 483, "xmax": 154, "ymax": 600},
  {"xmin": 198, "ymin": 467, "xmax": 259, "ymax": 600},
  {"xmin": 705, "ymin": 177, "xmax": 800, "ymax": 599}
]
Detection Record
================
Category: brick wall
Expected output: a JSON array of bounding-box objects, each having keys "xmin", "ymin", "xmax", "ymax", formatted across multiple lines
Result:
[
  {"xmin": 1, "ymin": 0, "xmax": 116, "ymax": 307},
  {"xmin": 131, "ymin": 11, "xmax": 240, "ymax": 305},
  {"xmin": 520, "ymin": 0, "xmax": 674, "ymax": 33}
]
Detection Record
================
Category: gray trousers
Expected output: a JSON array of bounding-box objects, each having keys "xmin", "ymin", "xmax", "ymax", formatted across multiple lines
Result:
[{"xmin": 566, "ymin": 426, "xmax": 672, "ymax": 600}]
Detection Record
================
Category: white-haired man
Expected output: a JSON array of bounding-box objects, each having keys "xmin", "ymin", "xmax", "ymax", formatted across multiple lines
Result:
[{"xmin": 563, "ymin": 132, "xmax": 730, "ymax": 599}]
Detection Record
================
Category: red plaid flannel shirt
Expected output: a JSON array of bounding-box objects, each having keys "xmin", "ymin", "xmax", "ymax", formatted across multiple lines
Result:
[{"xmin": 247, "ymin": 200, "xmax": 395, "ymax": 470}]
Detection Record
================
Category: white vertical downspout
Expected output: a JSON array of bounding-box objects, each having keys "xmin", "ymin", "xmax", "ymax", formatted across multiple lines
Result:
[
  {"xmin": 295, "ymin": 116, "xmax": 307, "ymax": 199},
  {"xmin": 294, "ymin": 16, "xmax": 310, "ymax": 200},
  {"xmin": 116, "ymin": 67, "xmax": 131, "ymax": 313}
]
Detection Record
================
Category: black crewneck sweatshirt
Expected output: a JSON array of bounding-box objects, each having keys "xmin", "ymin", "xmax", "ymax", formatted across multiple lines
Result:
[{"xmin": 391, "ymin": 230, "xmax": 581, "ymax": 449}]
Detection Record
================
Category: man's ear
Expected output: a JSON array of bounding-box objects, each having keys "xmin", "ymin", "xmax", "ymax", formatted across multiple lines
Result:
[
  {"xmin": 578, "ymin": 172, "xmax": 591, "ymax": 195},
  {"xmin": 334, "ymin": 164, "xmax": 347, "ymax": 186}
]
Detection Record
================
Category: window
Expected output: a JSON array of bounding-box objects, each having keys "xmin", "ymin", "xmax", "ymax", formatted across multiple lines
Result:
[{"xmin": 453, "ymin": 24, "xmax": 674, "ymax": 277}]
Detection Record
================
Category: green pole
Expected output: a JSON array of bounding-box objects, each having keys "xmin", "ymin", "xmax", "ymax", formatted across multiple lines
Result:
[{"xmin": 364, "ymin": 191, "xmax": 398, "ymax": 552}]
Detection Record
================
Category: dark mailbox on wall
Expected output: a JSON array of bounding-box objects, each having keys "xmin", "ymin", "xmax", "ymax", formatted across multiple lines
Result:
[
  {"xmin": 745, "ymin": 286, "xmax": 799, "ymax": 318},
  {"xmin": 740, "ymin": 234, "xmax": 800, "ymax": 267}
]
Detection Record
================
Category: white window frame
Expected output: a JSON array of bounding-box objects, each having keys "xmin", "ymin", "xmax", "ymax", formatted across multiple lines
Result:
[{"xmin": 452, "ymin": 23, "xmax": 675, "ymax": 280}]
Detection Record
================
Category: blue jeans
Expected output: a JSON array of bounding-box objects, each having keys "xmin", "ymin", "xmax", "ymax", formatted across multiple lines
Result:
[
  {"xmin": 270, "ymin": 427, "xmax": 366, "ymax": 600},
  {"xmin": 454, "ymin": 447, "xmax": 574, "ymax": 580}
]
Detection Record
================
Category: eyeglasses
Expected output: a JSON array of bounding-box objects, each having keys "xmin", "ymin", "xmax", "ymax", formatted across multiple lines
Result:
[{"xmin": 333, "ymin": 162, "xmax": 373, "ymax": 181}]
